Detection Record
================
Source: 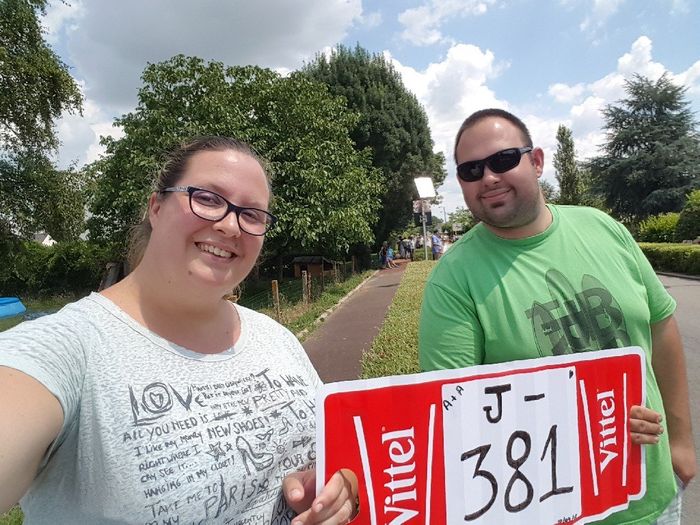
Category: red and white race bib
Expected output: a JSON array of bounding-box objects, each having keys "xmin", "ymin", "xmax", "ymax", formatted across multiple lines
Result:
[{"xmin": 317, "ymin": 347, "xmax": 646, "ymax": 525}]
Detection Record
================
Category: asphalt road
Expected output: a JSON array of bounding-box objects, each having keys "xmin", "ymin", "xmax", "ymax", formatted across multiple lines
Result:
[{"xmin": 660, "ymin": 274, "xmax": 700, "ymax": 524}]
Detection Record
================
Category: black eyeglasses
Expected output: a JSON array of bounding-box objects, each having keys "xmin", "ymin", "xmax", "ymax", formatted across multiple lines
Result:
[
  {"xmin": 456, "ymin": 147, "xmax": 533, "ymax": 182},
  {"xmin": 161, "ymin": 186, "xmax": 277, "ymax": 236}
]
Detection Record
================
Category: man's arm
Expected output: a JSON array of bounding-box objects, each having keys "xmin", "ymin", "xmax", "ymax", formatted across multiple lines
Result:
[
  {"xmin": 418, "ymin": 280, "xmax": 483, "ymax": 371},
  {"xmin": 651, "ymin": 315, "xmax": 697, "ymax": 485}
]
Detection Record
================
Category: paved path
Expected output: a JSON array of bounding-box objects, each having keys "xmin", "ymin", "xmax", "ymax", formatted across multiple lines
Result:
[{"xmin": 302, "ymin": 261, "xmax": 407, "ymax": 383}]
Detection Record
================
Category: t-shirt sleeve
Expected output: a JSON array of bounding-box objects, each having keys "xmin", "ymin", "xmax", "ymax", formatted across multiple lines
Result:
[
  {"xmin": 615, "ymin": 221, "xmax": 676, "ymax": 323},
  {"xmin": 0, "ymin": 307, "xmax": 88, "ymax": 436},
  {"xmin": 418, "ymin": 279, "xmax": 484, "ymax": 371}
]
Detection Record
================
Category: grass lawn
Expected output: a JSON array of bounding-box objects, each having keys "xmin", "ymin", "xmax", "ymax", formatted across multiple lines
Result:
[
  {"xmin": 0, "ymin": 507, "xmax": 23, "ymax": 525},
  {"xmin": 0, "ymin": 294, "xmax": 86, "ymax": 333},
  {"xmin": 361, "ymin": 260, "xmax": 435, "ymax": 378}
]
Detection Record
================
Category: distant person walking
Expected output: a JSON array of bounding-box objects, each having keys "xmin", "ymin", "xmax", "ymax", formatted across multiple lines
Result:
[
  {"xmin": 379, "ymin": 241, "xmax": 388, "ymax": 269},
  {"xmin": 431, "ymin": 230, "xmax": 443, "ymax": 260},
  {"xmin": 398, "ymin": 236, "xmax": 407, "ymax": 259},
  {"xmin": 404, "ymin": 236, "xmax": 414, "ymax": 261}
]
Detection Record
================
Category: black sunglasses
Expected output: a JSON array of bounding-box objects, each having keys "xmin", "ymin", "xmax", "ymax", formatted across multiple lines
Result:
[{"xmin": 456, "ymin": 147, "xmax": 533, "ymax": 182}]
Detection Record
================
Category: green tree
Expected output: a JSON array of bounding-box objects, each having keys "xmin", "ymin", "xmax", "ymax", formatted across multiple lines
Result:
[
  {"xmin": 88, "ymin": 55, "xmax": 383, "ymax": 267},
  {"xmin": 589, "ymin": 74, "xmax": 700, "ymax": 221},
  {"xmin": 0, "ymin": 152, "xmax": 86, "ymax": 241},
  {"xmin": 0, "ymin": 0, "xmax": 84, "ymax": 243},
  {"xmin": 447, "ymin": 207, "xmax": 476, "ymax": 233},
  {"xmin": 553, "ymin": 124, "xmax": 581, "ymax": 204},
  {"xmin": 302, "ymin": 44, "xmax": 446, "ymax": 246},
  {"xmin": 676, "ymin": 189, "xmax": 700, "ymax": 242},
  {"xmin": 539, "ymin": 179, "xmax": 559, "ymax": 202}
]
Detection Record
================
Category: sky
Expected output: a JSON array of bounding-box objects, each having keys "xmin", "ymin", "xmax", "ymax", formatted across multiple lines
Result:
[{"xmin": 44, "ymin": 0, "xmax": 700, "ymax": 219}]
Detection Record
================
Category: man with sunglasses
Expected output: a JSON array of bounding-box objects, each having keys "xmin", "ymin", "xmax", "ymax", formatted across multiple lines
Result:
[{"xmin": 418, "ymin": 108, "xmax": 695, "ymax": 524}]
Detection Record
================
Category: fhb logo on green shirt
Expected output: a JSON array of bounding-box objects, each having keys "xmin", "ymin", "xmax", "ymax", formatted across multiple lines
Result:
[{"xmin": 526, "ymin": 270, "xmax": 631, "ymax": 356}]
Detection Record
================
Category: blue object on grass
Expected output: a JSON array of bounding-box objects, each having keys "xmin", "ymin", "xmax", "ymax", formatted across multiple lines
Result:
[{"xmin": 0, "ymin": 297, "xmax": 27, "ymax": 319}]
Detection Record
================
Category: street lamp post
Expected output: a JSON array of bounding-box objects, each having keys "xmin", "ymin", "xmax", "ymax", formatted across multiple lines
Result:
[{"xmin": 414, "ymin": 177, "xmax": 436, "ymax": 261}]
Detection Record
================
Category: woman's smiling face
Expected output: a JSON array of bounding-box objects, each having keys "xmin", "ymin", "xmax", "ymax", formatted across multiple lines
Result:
[{"xmin": 147, "ymin": 148, "xmax": 270, "ymax": 294}]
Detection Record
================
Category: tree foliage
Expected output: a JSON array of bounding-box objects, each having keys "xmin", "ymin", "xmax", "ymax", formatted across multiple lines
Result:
[
  {"xmin": 447, "ymin": 207, "xmax": 476, "ymax": 232},
  {"xmin": 0, "ymin": 152, "xmax": 86, "ymax": 241},
  {"xmin": 302, "ymin": 44, "xmax": 446, "ymax": 244},
  {"xmin": 637, "ymin": 212, "xmax": 680, "ymax": 243},
  {"xmin": 676, "ymin": 189, "xmax": 700, "ymax": 242},
  {"xmin": 88, "ymin": 55, "xmax": 383, "ymax": 263},
  {"xmin": 553, "ymin": 124, "xmax": 581, "ymax": 204},
  {"xmin": 589, "ymin": 74, "xmax": 700, "ymax": 221},
  {"xmin": 539, "ymin": 179, "xmax": 559, "ymax": 202},
  {"xmin": 0, "ymin": 0, "xmax": 84, "ymax": 243}
]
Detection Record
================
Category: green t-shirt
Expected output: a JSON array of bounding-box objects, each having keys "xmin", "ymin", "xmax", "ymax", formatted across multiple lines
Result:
[{"xmin": 419, "ymin": 205, "xmax": 676, "ymax": 525}]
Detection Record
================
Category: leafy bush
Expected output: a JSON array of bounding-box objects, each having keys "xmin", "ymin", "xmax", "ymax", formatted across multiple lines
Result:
[
  {"xmin": 637, "ymin": 213, "xmax": 679, "ymax": 243},
  {"xmin": 360, "ymin": 261, "xmax": 435, "ymax": 378},
  {"xmin": 675, "ymin": 189, "xmax": 700, "ymax": 242},
  {"xmin": 639, "ymin": 243, "xmax": 700, "ymax": 275},
  {"xmin": 0, "ymin": 240, "xmax": 112, "ymax": 296}
]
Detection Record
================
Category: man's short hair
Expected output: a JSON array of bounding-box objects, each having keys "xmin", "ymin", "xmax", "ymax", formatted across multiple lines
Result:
[{"xmin": 454, "ymin": 108, "xmax": 533, "ymax": 163}]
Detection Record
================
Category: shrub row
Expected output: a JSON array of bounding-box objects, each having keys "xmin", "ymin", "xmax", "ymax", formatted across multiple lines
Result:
[
  {"xmin": 639, "ymin": 243, "xmax": 700, "ymax": 276},
  {"xmin": 0, "ymin": 240, "xmax": 112, "ymax": 296},
  {"xmin": 360, "ymin": 261, "xmax": 435, "ymax": 378},
  {"xmin": 637, "ymin": 190, "xmax": 700, "ymax": 243}
]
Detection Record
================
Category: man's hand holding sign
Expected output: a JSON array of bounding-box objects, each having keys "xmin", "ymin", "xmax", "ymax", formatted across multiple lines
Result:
[{"xmin": 316, "ymin": 348, "xmax": 649, "ymax": 525}]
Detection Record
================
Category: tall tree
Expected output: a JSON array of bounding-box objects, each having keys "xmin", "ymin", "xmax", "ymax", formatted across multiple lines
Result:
[
  {"xmin": 88, "ymin": 55, "xmax": 382, "ymax": 266},
  {"xmin": 589, "ymin": 74, "xmax": 700, "ymax": 221},
  {"xmin": 0, "ymin": 0, "xmax": 84, "ymax": 241},
  {"xmin": 302, "ymin": 44, "xmax": 446, "ymax": 245},
  {"xmin": 553, "ymin": 124, "xmax": 581, "ymax": 204}
]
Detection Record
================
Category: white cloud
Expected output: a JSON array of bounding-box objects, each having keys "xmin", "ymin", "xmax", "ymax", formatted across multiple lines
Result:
[
  {"xmin": 51, "ymin": 0, "xmax": 363, "ymax": 170},
  {"xmin": 398, "ymin": 0, "xmax": 494, "ymax": 47},
  {"xmin": 43, "ymin": 0, "xmax": 84, "ymax": 45},
  {"xmin": 387, "ymin": 42, "xmax": 507, "ymax": 213},
  {"xmin": 548, "ymin": 82, "xmax": 586, "ymax": 104},
  {"xmin": 616, "ymin": 36, "xmax": 665, "ymax": 80},
  {"xmin": 62, "ymin": 0, "xmax": 362, "ymax": 115},
  {"xmin": 580, "ymin": 0, "xmax": 626, "ymax": 33},
  {"xmin": 669, "ymin": 0, "xmax": 690, "ymax": 14},
  {"xmin": 672, "ymin": 60, "xmax": 700, "ymax": 98},
  {"xmin": 359, "ymin": 10, "xmax": 382, "ymax": 29},
  {"xmin": 54, "ymin": 83, "xmax": 124, "ymax": 169},
  {"xmin": 544, "ymin": 35, "xmax": 700, "ymax": 167}
]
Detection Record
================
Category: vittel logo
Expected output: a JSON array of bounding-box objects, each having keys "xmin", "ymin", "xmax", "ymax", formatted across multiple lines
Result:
[
  {"xmin": 597, "ymin": 389, "xmax": 618, "ymax": 473},
  {"xmin": 381, "ymin": 427, "xmax": 419, "ymax": 525}
]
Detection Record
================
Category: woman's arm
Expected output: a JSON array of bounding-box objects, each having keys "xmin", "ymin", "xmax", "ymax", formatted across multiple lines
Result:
[{"xmin": 0, "ymin": 367, "xmax": 63, "ymax": 513}]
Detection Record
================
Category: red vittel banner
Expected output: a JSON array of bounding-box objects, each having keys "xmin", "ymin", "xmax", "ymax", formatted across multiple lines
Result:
[{"xmin": 317, "ymin": 347, "xmax": 646, "ymax": 525}]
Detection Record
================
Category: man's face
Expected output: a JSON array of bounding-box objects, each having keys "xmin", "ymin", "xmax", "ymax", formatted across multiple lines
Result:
[{"xmin": 455, "ymin": 117, "xmax": 547, "ymax": 239}]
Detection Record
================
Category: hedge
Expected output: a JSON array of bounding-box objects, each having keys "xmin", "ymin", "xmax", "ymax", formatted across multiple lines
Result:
[{"xmin": 639, "ymin": 243, "xmax": 700, "ymax": 276}]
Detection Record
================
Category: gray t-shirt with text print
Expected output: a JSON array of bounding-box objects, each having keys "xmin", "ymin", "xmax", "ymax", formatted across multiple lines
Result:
[{"xmin": 0, "ymin": 293, "xmax": 321, "ymax": 524}]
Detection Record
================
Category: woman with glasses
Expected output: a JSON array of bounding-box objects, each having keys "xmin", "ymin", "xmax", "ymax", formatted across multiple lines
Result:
[{"xmin": 0, "ymin": 137, "xmax": 358, "ymax": 524}]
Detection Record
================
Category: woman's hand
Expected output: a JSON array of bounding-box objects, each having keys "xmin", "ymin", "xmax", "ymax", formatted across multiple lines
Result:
[
  {"xmin": 283, "ymin": 468, "xmax": 358, "ymax": 525},
  {"xmin": 629, "ymin": 405, "xmax": 664, "ymax": 445}
]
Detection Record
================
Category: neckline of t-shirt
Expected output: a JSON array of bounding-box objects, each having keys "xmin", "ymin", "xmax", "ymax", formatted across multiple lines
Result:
[
  {"xmin": 476, "ymin": 204, "xmax": 560, "ymax": 247},
  {"xmin": 86, "ymin": 292, "xmax": 251, "ymax": 362}
]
